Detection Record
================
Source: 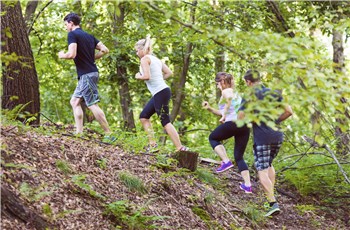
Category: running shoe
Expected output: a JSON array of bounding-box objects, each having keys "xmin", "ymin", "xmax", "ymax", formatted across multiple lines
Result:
[
  {"xmin": 264, "ymin": 203, "xmax": 281, "ymax": 217},
  {"xmin": 216, "ymin": 161, "xmax": 233, "ymax": 173},
  {"xmin": 239, "ymin": 183, "xmax": 252, "ymax": 193}
]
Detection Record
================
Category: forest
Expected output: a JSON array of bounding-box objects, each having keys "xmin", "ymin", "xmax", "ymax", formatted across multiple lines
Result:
[{"xmin": 1, "ymin": 0, "xmax": 350, "ymax": 229}]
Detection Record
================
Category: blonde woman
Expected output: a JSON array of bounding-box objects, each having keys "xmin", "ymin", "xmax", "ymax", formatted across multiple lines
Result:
[
  {"xmin": 203, "ymin": 72, "xmax": 252, "ymax": 193},
  {"xmin": 135, "ymin": 35, "xmax": 188, "ymax": 152}
]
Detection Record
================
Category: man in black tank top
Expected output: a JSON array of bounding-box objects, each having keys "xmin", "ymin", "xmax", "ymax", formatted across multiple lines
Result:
[{"xmin": 58, "ymin": 13, "xmax": 114, "ymax": 141}]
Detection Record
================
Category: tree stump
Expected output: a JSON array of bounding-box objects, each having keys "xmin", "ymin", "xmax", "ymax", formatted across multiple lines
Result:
[
  {"xmin": 173, "ymin": 150, "xmax": 199, "ymax": 172},
  {"xmin": 1, "ymin": 185, "xmax": 51, "ymax": 230}
]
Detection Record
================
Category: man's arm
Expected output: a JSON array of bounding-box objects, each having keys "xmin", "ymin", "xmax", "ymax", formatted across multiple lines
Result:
[
  {"xmin": 58, "ymin": 43, "xmax": 77, "ymax": 59},
  {"xmin": 95, "ymin": 42, "xmax": 109, "ymax": 59},
  {"xmin": 276, "ymin": 104, "xmax": 293, "ymax": 123}
]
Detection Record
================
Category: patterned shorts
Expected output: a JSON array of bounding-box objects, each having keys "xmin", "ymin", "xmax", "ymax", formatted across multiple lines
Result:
[
  {"xmin": 72, "ymin": 72, "xmax": 100, "ymax": 107},
  {"xmin": 253, "ymin": 142, "xmax": 282, "ymax": 171}
]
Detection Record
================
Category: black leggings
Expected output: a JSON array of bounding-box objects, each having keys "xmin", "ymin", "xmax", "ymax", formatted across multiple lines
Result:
[
  {"xmin": 209, "ymin": 122, "xmax": 250, "ymax": 172},
  {"xmin": 139, "ymin": 87, "xmax": 171, "ymax": 127}
]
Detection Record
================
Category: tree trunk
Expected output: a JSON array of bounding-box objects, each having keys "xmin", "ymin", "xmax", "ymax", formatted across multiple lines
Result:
[
  {"xmin": 170, "ymin": 0, "xmax": 197, "ymax": 122},
  {"xmin": 1, "ymin": 1, "xmax": 40, "ymax": 125},
  {"xmin": 115, "ymin": 57, "xmax": 136, "ymax": 131},
  {"xmin": 111, "ymin": 3, "xmax": 136, "ymax": 131},
  {"xmin": 215, "ymin": 49, "xmax": 225, "ymax": 101},
  {"xmin": 173, "ymin": 150, "xmax": 199, "ymax": 172},
  {"xmin": 1, "ymin": 185, "xmax": 51, "ymax": 230},
  {"xmin": 266, "ymin": 0, "xmax": 295, "ymax": 38},
  {"xmin": 24, "ymin": 0, "xmax": 39, "ymax": 34},
  {"xmin": 332, "ymin": 28, "xmax": 350, "ymax": 154},
  {"xmin": 170, "ymin": 42, "xmax": 193, "ymax": 122}
]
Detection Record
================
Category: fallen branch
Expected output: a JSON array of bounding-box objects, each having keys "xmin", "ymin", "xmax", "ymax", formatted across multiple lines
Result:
[{"xmin": 1, "ymin": 185, "xmax": 52, "ymax": 230}]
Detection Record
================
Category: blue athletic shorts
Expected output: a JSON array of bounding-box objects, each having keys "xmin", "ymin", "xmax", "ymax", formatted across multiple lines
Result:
[
  {"xmin": 72, "ymin": 72, "xmax": 100, "ymax": 107},
  {"xmin": 253, "ymin": 142, "xmax": 282, "ymax": 171}
]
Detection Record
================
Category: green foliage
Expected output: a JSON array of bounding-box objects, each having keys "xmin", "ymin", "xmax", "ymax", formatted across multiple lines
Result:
[
  {"xmin": 42, "ymin": 203, "xmax": 53, "ymax": 219},
  {"xmin": 104, "ymin": 200, "xmax": 166, "ymax": 229},
  {"xmin": 242, "ymin": 203, "xmax": 266, "ymax": 227},
  {"xmin": 96, "ymin": 158, "xmax": 108, "ymax": 170},
  {"xmin": 191, "ymin": 206, "xmax": 223, "ymax": 229},
  {"xmin": 56, "ymin": 159, "xmax": 73, "ymax": 175},
  {"xmin": 21, "ymin": 0, "xmax": 350, "ymax": 202},
  {"xmin": 71, "ymin": 174, "xmax": 106, "ymax": 200},
  {"xmin": 152, "ymin": 154, "xmax": 178, "ymax": 171},
  {"xmin": 295, "ymin": 204, "xmax": 317, "ymax": 216},
  {"xmin": 118, "ymin": 171, "xmax": 148, "ymax": 194},
  {"xmin": 195, "ymin": 167, "xmax": 220, "ymax": 188},
  {"xmin": 279, "ymin": 154, "xmax": 350, "ymax": 197},
  {"xmin": 19, "ymin": 182, "xmax": 53, "ymax": 202},
  {"xmin": 1, "ymin": 102, "xmax": 35, "ymax": 125}
]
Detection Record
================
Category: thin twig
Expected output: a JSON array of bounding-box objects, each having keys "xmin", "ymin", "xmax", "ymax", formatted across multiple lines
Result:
[
  {"xmin": 39, "ymin": 112, "xmax": 60, "ymax": 128},
  {"xmin": 218, "ymin": 202, "xmax": 241, "ymax": 227}
]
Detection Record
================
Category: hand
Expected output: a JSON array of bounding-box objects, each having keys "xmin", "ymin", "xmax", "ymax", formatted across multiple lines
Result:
[
  {"xmin": 219, "ymin": 115, "xmax": 226, "ymax": 123},
  {"xmin": 58, "ymin": 51, "xmax": 65, "ymax": 59},
  {"xmin": 202, "ymin": 101, "xmax": 210, "ymax": 109},
  {"xmin": 135, "ymin": 72, "xmax": 142, "ymax": 79}
]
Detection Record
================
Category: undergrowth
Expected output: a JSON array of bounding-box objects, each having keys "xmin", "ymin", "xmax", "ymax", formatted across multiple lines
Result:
[{"xmin": 104, "ymin": 200, "xmax": 166, "ymax": 229}]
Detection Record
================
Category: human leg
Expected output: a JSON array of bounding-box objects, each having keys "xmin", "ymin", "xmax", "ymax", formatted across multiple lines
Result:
[
  {"xmin": 163, "ymin": 123, "xmax": 182, "ymax": 150},
  {"xmin": 254, "ymin": 143, "xmax": 282, "ymax": 216},
  {"xmin": 209, "ymin": 122, "xmax": 237, "ymax": 172},
  {"xmin": 154, "ymin": 88, "xmax": 185, "ymax": 150},
  {"xmin": 77, "ymin": 72, "xmax": 111, "ymax": 134},
  {"xmin": 258, "ymin": 169, "xmax": 276, "ymax": 202},
  {"xmin": 140, "ymin": 97, "xmax": 157, "ymax": 146},
  {"xmin": 70, "ymin": 97, "xmax": 84, "ymax": 134},
  {"xmin": 268, "ymin": 165, "xmax": 276, "ymax": 186},
  {"xmin": 88, "ymin": 104, "xmax": 111, "ymax": 134},
  {"xmin": 232, "ymin": 124, "xmax": 251, "ymax": 186}
]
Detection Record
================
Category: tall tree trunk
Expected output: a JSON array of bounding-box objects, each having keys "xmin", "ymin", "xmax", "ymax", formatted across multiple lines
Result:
[
  {"xmin": 1, "ymin": 1, "xmax": 40, "ymax": 125},
  {"xmin": 214, "ymin": 49, "xmax": 225, "ymax": 101},
  {"xmin": 332, "ymin": 28, "xmax": 350, "ymax": 154},
  {"xmin": 24, "ymin": 0, "xmax": 39, "ymax": 33},
  {"xmin": 170, "ymin": 0, "xmax": 197, "ymax": 123},
  {"xmin": 266, "ymin": 0, "xmax": 295, "ymax": 38},
  {"xmin": 111, "ymin": 3, "xmax": 136, "ymax": 131},
  {"xmin": 170, "ymin": 42, "xmax": 194, "ymax": 123}
]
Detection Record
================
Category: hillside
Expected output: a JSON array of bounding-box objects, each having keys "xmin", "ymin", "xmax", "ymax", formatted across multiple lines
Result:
[{"xmin": 1, "ymin": 124, "xmax": 348, "ymax": 229}]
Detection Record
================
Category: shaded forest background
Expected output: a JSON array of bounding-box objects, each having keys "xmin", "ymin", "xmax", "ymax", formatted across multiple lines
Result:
[{"xmin": 1, "ymin": 0, "xmax": 350, "ymax": 227}]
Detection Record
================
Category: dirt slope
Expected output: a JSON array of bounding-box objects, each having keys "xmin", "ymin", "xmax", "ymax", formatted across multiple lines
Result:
[{"xmin": 1, "ymin": 125, "xmax": 348, "ymax": 229}]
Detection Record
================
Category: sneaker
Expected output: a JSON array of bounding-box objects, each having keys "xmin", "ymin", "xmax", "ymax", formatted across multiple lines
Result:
[
  {"xmin": 264, "ymin": 203, "xmax": 281, "ymax": 217},
  {"xmin": 216, "ymin": 161, "xmax": 233, "ymax": 173},
  {"xmin": 178, "ymin": 146, "xmax": 189, "ymax": 151},
  {"xmin": 144, "ymin": 143, "xmax": 159, "ymax": 153},
  {"xmin": 103, "ymin": 135, "xmax": 116, "ymax": 144},
  {"xmin": 239, "ymin": 183, "xmax": 252, "ymax": 193}
]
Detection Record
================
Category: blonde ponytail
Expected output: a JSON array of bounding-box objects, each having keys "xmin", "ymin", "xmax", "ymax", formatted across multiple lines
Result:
[
  {"xmin": 135, "ymin": 34, "xmax": 152, "ymax": 55},
  {"xmin": 143, "ymin": 34, "xmax": 152, "ymax": 54}
]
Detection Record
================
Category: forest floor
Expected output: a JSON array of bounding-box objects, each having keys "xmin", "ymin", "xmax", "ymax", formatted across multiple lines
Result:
[{"xmin": 1, "ymin": 124, "xmax": 349, "ymax": 230}]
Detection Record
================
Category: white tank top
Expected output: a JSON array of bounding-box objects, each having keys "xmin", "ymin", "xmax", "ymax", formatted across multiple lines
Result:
[
  {"xmin": 218, "ymin": 92, "xmax": 242, "ymax": 122},
  {"xmin": 140, "ymin": 55, "xmax": 169, "ymax": 96}
]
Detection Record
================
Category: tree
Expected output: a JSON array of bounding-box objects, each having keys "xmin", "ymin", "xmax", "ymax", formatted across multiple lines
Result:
[{"xmin": 1, "ymin": 1, "xmax": 40, "ymax": 125}]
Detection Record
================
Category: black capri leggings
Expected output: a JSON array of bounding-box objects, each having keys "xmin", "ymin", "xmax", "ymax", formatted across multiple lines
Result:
[
  {"xmin": 139, "ymin": 87, "xmax": 171, "ymax": 127},
  {"xmin": 209, "ymin": 122, "xmax": 250, "ymax": 172}
]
